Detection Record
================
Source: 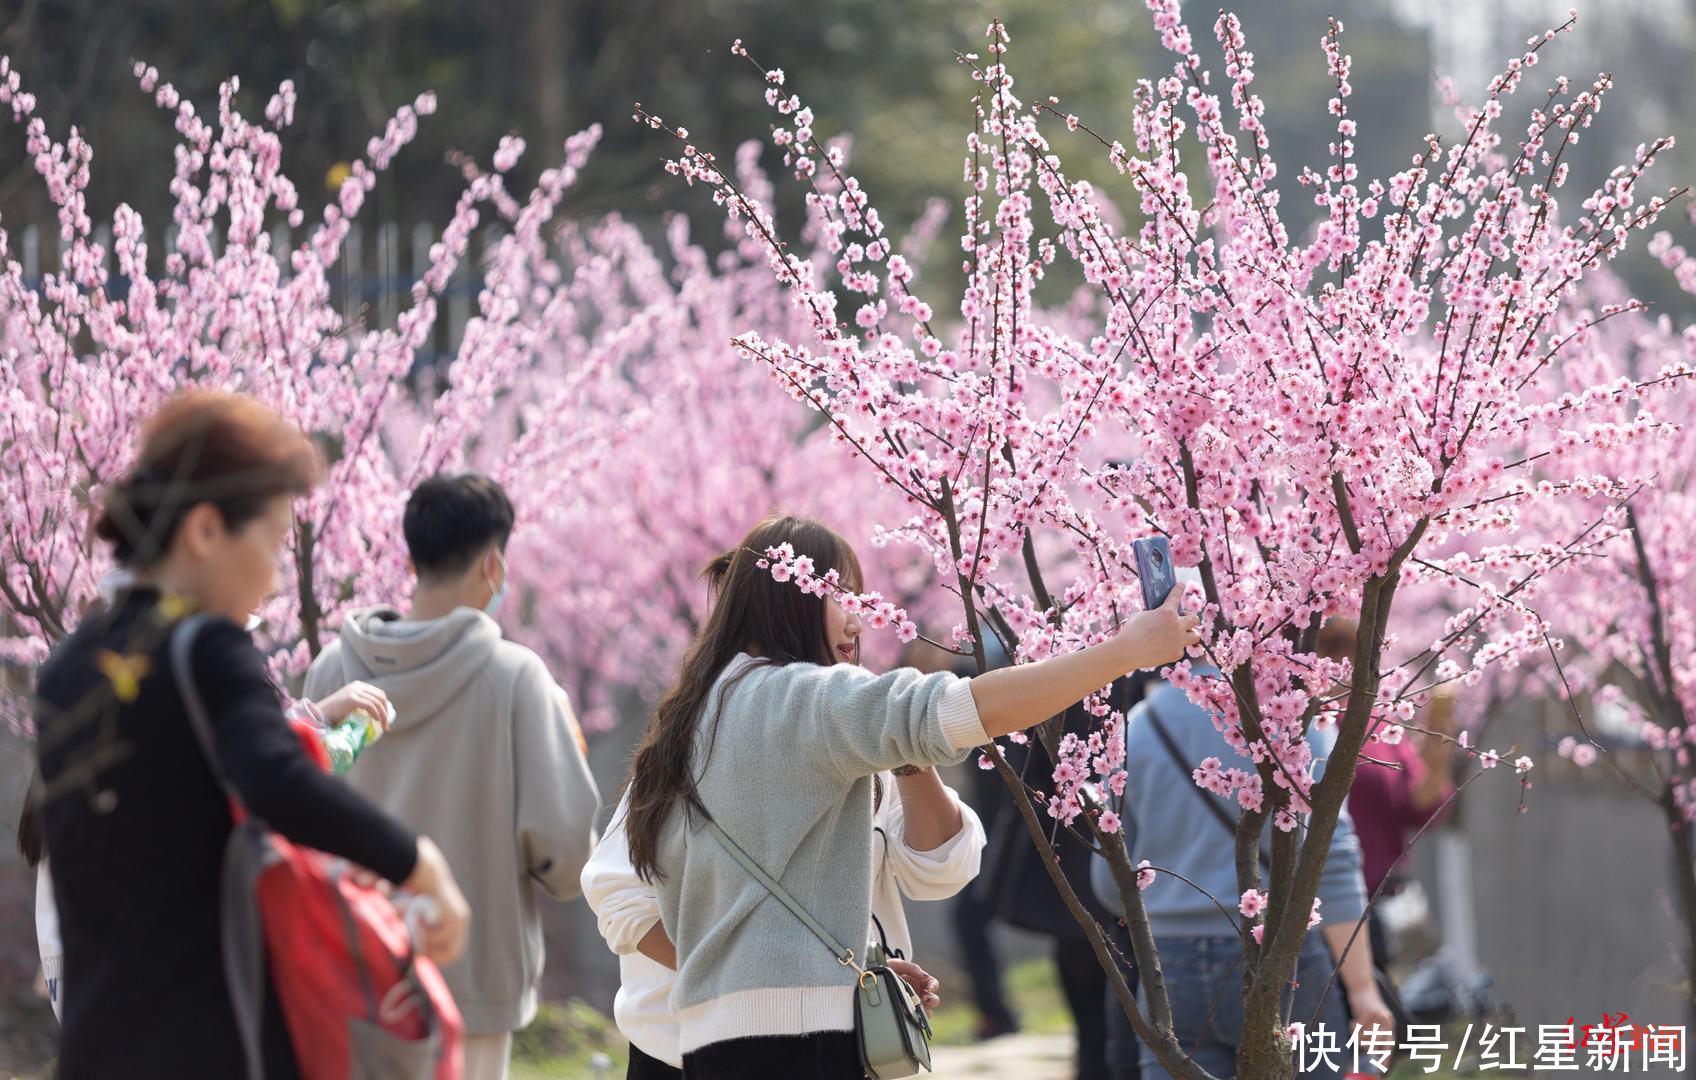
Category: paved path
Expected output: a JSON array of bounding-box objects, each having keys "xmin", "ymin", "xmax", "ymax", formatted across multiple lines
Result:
[{"xmin": 928, "ymin": 1033, "xmax": 1076, "ymax": 1079}]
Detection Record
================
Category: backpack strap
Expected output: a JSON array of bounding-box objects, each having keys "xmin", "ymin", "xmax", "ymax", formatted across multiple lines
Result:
[
  {"xmin": 702, "ymin": 816, "xmax": 864, "ymax": 974},
  {"xmin": 1145, "ymin": 700, "xmax": 1272, "ymax": 874},
  {"xmin": 170, "ymin": 615, "xmax": 269, "ymax": 1080},
  {"xmin": 172, "ymin": 615, "xmax": 238, "ymax": 800}
]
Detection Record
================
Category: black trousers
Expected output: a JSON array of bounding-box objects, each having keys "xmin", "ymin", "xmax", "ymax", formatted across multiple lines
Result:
[
  {"xmin": 1102, "ymin": 921, "xmax": 1143, "ymax": 1080},
  {"xmin": 628, "ymin": 1042, "xmax": 683, "ymax": 1080},
  {"xmin": 682, "ymin": 1031, "xmax": 862, "ymax": 1080},
  {"xmin": 1057, "ymin": 935, "xmax": 1112, "ymax": 1080},
  {"xmin": 952, "ymin": 887, "xmax": 1016, "ymax": 1024}
]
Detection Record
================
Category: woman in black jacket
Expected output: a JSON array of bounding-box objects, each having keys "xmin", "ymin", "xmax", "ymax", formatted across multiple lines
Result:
[{"xmin": 31, "ymin": 390, "xmax": 470, "ymax": 1079}]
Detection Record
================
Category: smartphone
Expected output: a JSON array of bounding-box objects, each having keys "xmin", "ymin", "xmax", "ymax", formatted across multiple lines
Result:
[{"xmin": 1132, "ymin": 536, "xmax": 1177, "ymax": 611}]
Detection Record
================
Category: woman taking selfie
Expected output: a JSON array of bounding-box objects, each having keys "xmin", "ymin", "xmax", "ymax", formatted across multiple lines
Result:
[
  {"xmin": 31, "ymin": 390, "xmax": 470, "ymax": 1079},
  {"xmin": 584, "ymin": 553, "xmax": 988, "ymax": 1079},
  {"xmin": 623, "ymin": 515, "xmax": 1198, "ymax": 1078}
]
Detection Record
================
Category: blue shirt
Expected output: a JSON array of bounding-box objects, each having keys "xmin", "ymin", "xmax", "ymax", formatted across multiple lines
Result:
[{"xmin": 1092, "ymin": 677, "xmax": 1367, "ymax": 937}]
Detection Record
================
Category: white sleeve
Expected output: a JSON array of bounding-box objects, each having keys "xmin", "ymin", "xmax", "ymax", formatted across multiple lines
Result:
[
  {"xmin": 37, "ymin": 859, "xmax": 63, "ymax": 1021},
  {"xmin": 578, "ymin": 794, "xmax": 663, "ymax": 956},
  {"xmin": 879, "ymin": 780, "xmax": 987, "ymax": 902}
]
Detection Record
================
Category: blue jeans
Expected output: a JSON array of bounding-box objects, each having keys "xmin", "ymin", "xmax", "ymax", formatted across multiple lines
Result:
[{"xmin": 1134, "ymin": 931, "xmax": 1350, "ymax": 1079}]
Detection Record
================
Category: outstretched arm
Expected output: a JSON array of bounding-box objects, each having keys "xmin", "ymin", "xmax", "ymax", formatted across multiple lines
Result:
[{"xmin": 968, "ymin": 589, "xmax": 1198, "ymax": 739}]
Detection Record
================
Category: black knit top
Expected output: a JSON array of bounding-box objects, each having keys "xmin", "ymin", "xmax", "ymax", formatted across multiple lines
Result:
[{"xmin": 33, "ymin": 588, "xmax": 419, "ymax": 1078}]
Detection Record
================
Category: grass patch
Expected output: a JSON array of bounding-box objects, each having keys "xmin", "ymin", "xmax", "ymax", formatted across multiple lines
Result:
[
  {"xmin": 510, "ymin": 999, "xmax": 628, "ymax": 1080},
  {"xmin": 928, "ymin": 955, "xmax": 1072, "ymax": 1047},
  {"xmin": 510, "ymin": 956, "xmax": 1073, "ymax": 1076}
]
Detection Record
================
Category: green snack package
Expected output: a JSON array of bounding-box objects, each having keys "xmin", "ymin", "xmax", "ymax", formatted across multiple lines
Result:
[{"xmin": 323, "ymin": 707, "xmax": 386, "ymax": 774}]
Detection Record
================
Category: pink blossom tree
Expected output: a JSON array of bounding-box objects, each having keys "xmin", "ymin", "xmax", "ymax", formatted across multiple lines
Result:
[
  {"xmin": 0, "ymin": 58, "xmax": 478, "ymax": 692},
  {"xmin": 1494, "ymin": 263, "xmax": 1696, "ymax": 1030},
  {"xmin": 471, "ymin": 160, "xmax": 936, "ymax": 729},
  {"xmin": 0, "ymin": 57, "xmax": 916, "ymax": 755},
  {"xmin": 643, "ymin": 7, "xmax": 1695, "ymax": 1076}
]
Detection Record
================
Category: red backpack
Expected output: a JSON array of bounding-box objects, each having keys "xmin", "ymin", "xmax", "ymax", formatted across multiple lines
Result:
[{"xmin": 171, "ymin": 615, "xmax": 464, "ymax": 1080}]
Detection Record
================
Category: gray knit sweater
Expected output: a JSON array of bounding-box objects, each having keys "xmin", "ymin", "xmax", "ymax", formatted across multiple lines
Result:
[{"xmin": 655, "ymin": 654, "xmax": 988, "ymax": 1056}]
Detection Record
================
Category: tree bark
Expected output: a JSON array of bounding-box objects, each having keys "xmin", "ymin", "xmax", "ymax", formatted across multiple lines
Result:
[
  {"xmin": 531, "ymin": 0, "xmax": 569, "ymax": 157},
  {"xmin": 1660, "ymin": 781, "xmax": 1696, "ymax": 1037},
  {"xmin": 295, "ymin": 519, "xmax": 323, "ymax": 660}
]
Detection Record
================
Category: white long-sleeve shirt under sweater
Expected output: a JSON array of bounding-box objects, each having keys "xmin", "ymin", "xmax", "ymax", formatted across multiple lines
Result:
[
  {"xmin": 583, "ymin": 777, "xmax": 987, "ymax": 1066},
  {"xmin": 607, "ymin": 655, "xmax": 987, "ymax": 1058}
]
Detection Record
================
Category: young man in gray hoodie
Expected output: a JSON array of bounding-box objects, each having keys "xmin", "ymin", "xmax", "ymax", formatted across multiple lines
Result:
[{"xmin": 305, "ymin": 473, "xmax": 601, "ymax": 1080}]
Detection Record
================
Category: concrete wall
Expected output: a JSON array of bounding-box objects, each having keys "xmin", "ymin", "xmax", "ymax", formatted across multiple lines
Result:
[{"xmin": 1446, "ymin": 697, "xmax": 1688, "ymax": 1036}]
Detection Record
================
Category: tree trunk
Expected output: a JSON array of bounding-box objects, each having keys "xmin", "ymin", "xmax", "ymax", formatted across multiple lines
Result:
[
  {"xmin": 1236, "ymin": 1018, "xmax": 1296, "ymax": 1080},
  {"xmin": 531, "ymin": 0, "xmax": 569, "ymax": 157},
  {"xmin": 295, "ymin": 519, "xmax": 322, "ymax": 660},
  {"xmin": 1660, "ymin": 780, "xmax": 1696, "ymax": 1036}
]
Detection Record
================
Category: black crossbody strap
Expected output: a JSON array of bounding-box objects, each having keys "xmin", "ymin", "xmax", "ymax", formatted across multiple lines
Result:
[{"xmin": 1145, "ymin": 701, "xmax": 1271, "ymax": 873}]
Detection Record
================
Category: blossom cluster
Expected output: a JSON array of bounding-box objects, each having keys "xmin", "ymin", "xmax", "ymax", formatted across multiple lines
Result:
[
  {"xmin": 0, "ymin": 58, "xmax": 913, "ymax": 736},
  {"xmin": 647, "ymin": 3, "xmax": 1696, "ymax": 964},
  {"xmin": 758, "ymin": 542, "xmax": 920, "ymax": 644},
  {"xmin": 1504, "ymin": 265, "xmax": 1696, "ymax": 818}
]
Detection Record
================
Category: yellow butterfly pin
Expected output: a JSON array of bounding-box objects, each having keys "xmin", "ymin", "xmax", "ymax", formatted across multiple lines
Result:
[
  {"xmin": 156, "ymin": 591, "xmax": 195, "ymax": 622},
  {"xmin": 96, "ymin": 650, "xmax": 152, "ymax": 704}
]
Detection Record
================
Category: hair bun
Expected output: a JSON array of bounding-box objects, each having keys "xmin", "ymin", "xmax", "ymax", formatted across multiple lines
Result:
[{"xmin": 92, "ymin": 472, "xmax": 148, "ymax": 544}]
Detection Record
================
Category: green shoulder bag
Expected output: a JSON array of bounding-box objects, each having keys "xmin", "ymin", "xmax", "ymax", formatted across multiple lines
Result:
[{"xmin": 704, "ymin": 817, "xmax": 933, "ymax": 1079}]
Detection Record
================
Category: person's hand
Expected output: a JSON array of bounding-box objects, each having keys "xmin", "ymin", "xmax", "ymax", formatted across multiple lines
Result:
[
  {"xmin": 403, "ymin": 837, "xmax": 470, "ymax": 967},
  {"xmin": 1117, "ymin": 587, "xmax": 1202, "ymax": 671},
  {"xmin": 316, "ymin": 681, "xmax": 391, "ymax": 728},
  {"xmin": 887, "ymin": 957, "xmax": 941, "ymax": 1014},
  {"xmin": 346, "ymin": 863, "xmax": 390, "ymax": 894},
  {"xmin": 1345, "ymin": 983, "xmax": 1396, "ymax": 1048}
]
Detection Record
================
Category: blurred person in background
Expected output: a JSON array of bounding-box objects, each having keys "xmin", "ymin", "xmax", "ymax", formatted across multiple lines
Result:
[
  {"xmin": 1329, "ymin": 613, "xmax": 1455, "ymax": 972},
  {"xmin": 1092, "ymin": 634, "xmax": 1392, "ymax": 1077},
  {"xmin": 305, "ymin": 472, "xmax": 601, "ymax": 1080},
  {"xmin": 18, "ymin": 670, "xmax": 397, "ymax": 1025},
  {"xmin": 980, "ymin": 673, "xmax": 1153, "ymax": 1080},
  {"xmin": 910, "ymin": 636, "xmax": 1022, "ymax": 1043}
]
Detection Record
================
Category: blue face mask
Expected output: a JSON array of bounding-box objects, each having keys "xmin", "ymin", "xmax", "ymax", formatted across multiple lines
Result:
[{"xmin": 484, "ymin": 550, "xmax": 509, "ymax": 618}]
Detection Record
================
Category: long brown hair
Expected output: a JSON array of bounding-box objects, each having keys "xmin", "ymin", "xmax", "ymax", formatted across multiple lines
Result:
[{"xmin": 624, "ymin": 515, "xmax": 863, "ymax": 882}]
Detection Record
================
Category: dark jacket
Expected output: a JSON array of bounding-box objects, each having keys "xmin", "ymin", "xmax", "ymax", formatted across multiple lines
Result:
[
  {"xmin": 33, "ymin": 588, "xmax": 419, "ymax": 1079},
  {"xmin": 977, "ymin": 673, "xmax": 1152, "ymax": 938}
]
